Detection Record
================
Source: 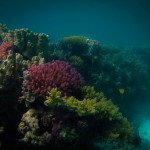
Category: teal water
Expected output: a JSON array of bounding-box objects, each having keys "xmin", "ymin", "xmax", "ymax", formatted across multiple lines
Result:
[{"xmin": 0, "ymin": 0, "xmax": 150, "ymax": 46}]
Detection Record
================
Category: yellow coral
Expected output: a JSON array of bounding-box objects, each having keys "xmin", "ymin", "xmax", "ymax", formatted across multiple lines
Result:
[
  {"xmin": 81, "ymin": 86, "xmax": 105, "ymax": 101},
  {"xmin": 63, "ymin": 86, "xmax": 123, "ymax": 120},
  {"xmin": 44, "ymin": 86, "xmax": 134, "ymax": 142},
  {"xmin": 64, "ymin": 96, "xmax": 95, "ymax": 116},
  {"xmin": 44, "ymin": 88, "xmax": 63, "ymax": 108}
]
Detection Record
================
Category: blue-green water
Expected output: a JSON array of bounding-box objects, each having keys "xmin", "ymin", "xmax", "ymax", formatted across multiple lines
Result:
[{"xmin": 1, "ymin": 0, "xmax": 150, "ymax": 46}]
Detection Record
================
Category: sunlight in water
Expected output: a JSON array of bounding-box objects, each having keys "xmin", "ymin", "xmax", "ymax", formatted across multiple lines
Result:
[{"xmin": 139, "ymin": 119, "xmax": 150, "ymax": 142}]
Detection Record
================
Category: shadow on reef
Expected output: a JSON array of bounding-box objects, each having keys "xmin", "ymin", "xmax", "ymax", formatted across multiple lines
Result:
[
  {"xmin": 0, "ymin": 24, "xmax": 149, "ymax": 150},
  {"xmin": 0, "ymin": 89, "xmax": 20, "ymax": 150}
]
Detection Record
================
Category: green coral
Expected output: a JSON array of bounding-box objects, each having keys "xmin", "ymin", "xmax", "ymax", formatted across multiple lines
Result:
[
  {"xmin": 44, "ymin": 88, "xmax": 64, "ymax": 109},
  {"xmin": 45, "ymin": 86, "xmax": 123, "ymax": 120},
  {"xmin": 65, "ymin": 86, "xmax": 122, "ymax": 120},
  {"xmin": 44, "ymin": 86, "xmax": 134, "ymax": 142},
  {"xmin": 81, "ymin": 86, "xmax": 105, "ymax": 101},
  {"xmin": 65, "ymin": 96, "xmax": 97, "ymax": 116}
]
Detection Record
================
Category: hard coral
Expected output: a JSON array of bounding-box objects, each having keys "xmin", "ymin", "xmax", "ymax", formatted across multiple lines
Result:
[
  {"xmin": 18, "ymin": 109, "xmax": 51, "ymax": 146},
  {"xmin": 24, "ymin": 60, "xmax": 84, "ymax": 98},
  {"xmin": 0, "ymin": 41, "xmax": 14, "ymax": 60},
  {"xmin": 1, "ymin": 28, "xmax": 50, "ymax": 59},
  {"xmin": 0, "ymin": 50, "xmax": 16, "ymax": 90},
  {"xmin": 45, "ymin": 86, "xmax": 134, "ymax": 143},
  {"xmin": 65, "ymin": 86, "xmax": 122, "ymax": 120},
  {"xmin": 44, "ymin": 88, "xmax": 63, "ymax": 109},
  {"xmin": 59, "ymin": 36, "xmax": 89, "ymax": 55}
]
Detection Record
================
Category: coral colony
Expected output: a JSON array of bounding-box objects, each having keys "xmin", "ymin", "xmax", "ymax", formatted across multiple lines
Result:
[
  {"xmin": 0, "ymin": 23, "xmax": 149, "ymax": 150},
  {"xmin": 24, "ymin": 61, "xmax": 84, "ymax": 97},
  {"xmin": 0, "ymin": 41, "xmax": 14, "ymax": 59}
]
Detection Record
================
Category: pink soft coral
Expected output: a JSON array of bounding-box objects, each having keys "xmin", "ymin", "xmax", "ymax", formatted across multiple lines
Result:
[{"xmin": 25, "ymin": 60, "xmax": 84, "ymax": 97}]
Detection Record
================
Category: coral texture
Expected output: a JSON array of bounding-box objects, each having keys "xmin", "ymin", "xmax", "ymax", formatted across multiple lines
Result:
[
  {"xmin": 59, "ymin": 36, "xmax": 89, "ymax": 55},
  {"xmin": 1, "ymin": 28, "xmax": 50, "ymax": 59},
  {"xmin": 0, "ymin": 23, "xmax": 8, "ymax": 35},
  {"xmin": 24, "ymin": 60, "xmax": 84, "ymax": 98},
  {"xmin": 0, "ymin": 50, "xmax": 16, "ymax": 90},
  {"xmin": 45, "ymin": 86, "xmax": 134, "ymax": 143},
  {"xmin": 18, "ymin": 109, "xmax": 51, "ymax": 146},
  {"xmin": 0, "ymin": 41, "xmax": 14, "ymax": 60},
  {"xmin": 0, "ymin": 24, "xmax": 146, "ymax": 149}
]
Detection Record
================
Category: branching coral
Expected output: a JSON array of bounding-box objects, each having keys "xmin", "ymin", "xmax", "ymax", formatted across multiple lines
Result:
[
  {"xmin": 44, "ymin": 88, "xmax": 63, "ymax": 109},
  {"xmin": 65, "ymin": 86, "xmax": 122, "ymax": 120},
  {"xmin": 44, "ymin": 86, "xmax": 134, "ymax": 143},
  {"xmin": 0, "ymin": 41, "xmax": 14, "ymax": 60},
  {"xmin": 44, "ymin": 86, "xmax": 122, "ymax": 119},
  {"xmin": 18, "ymin": 109, "xmax": 51, "ymax": 146},
  {"xmin": 23, "ymin": 60, "xmax": 84, "ymax": 98}
]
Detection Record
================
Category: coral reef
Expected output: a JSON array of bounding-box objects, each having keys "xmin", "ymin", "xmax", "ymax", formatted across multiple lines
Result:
[
  {"xmin": 50, "ymin": 37, "xmax": 150, "ymax": 106},
  {"xmin": 18, "ymin": 108, "xmax": 79, "ymax": 148},
  {"xmin": 18, "ymin": 86, "xmax": 134, "ymax": 148},
  {"xmin": 0, "ymin": 24, "xmax": 149, "ymax": 150},
  {"xmin": 1, "ymin": 28, "xmax": 50, "ymax": 59}
]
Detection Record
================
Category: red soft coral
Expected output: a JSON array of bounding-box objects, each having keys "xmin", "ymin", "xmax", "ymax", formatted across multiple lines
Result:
[
  {"xmin": 0, "ymin": 41, "xmax": 14, "ymax": 59},
  {"xmin": 25, "ymin": 60, "xmax": 84, "ymax": 97}
]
